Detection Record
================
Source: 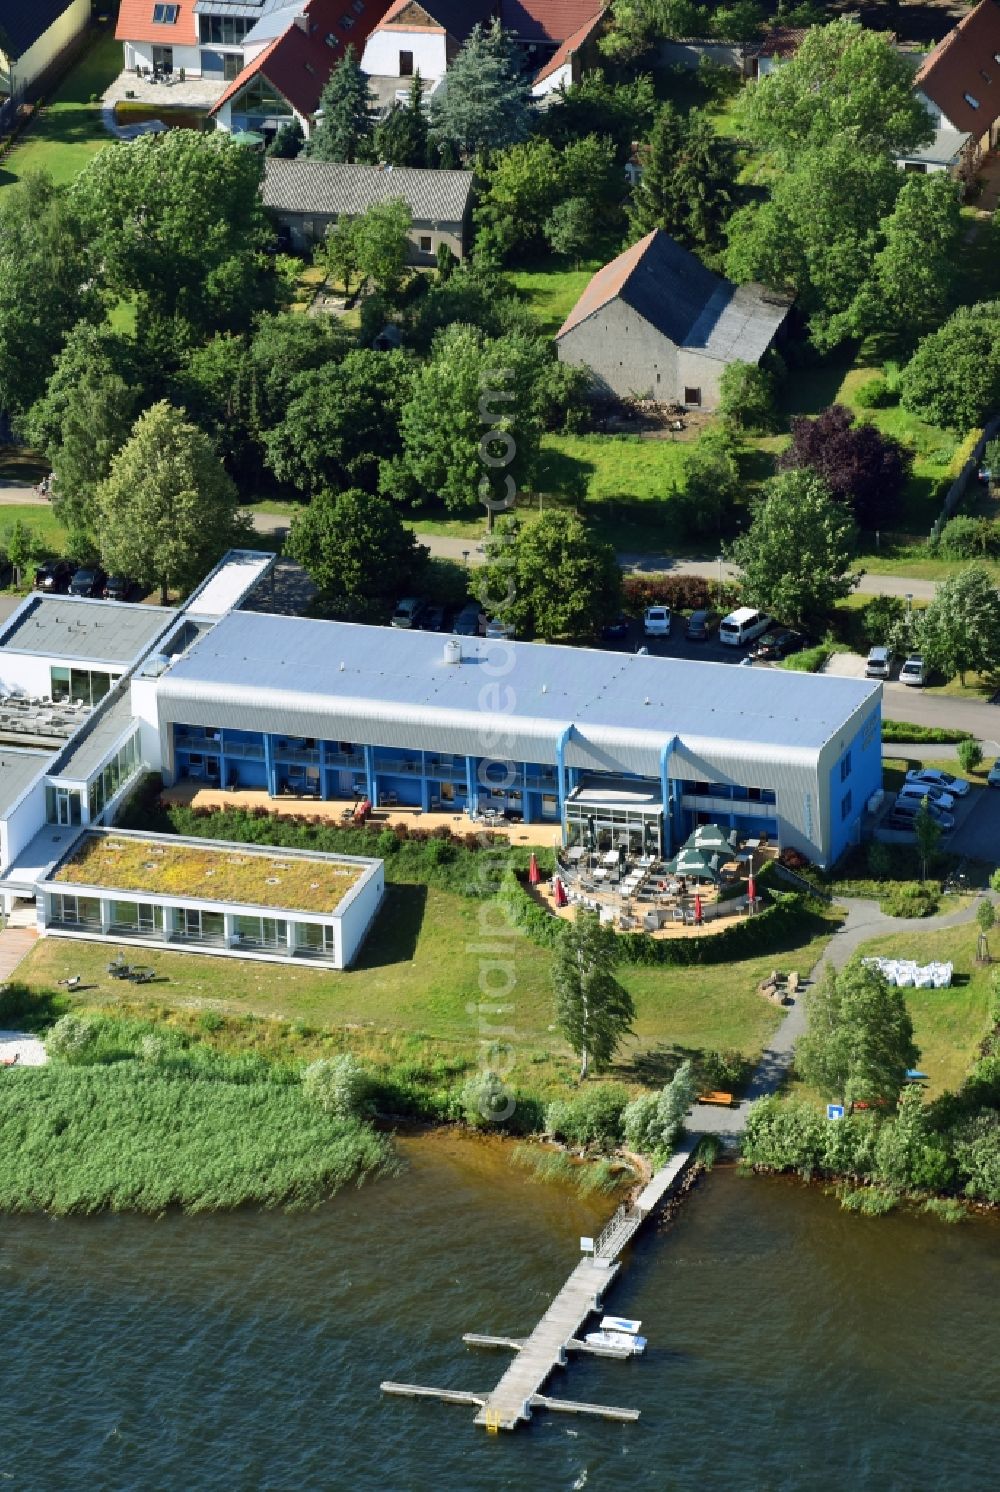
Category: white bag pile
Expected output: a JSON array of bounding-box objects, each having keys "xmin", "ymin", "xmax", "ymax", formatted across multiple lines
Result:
[{"xmin": 862, "ymin": 956, "xmax": 952, "ymax": 989}]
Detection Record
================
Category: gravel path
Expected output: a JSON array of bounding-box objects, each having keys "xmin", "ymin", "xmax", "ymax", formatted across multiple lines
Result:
[{"xmin": 0, "ymin": 1032, "xmax": 47, "ymax": 1066}]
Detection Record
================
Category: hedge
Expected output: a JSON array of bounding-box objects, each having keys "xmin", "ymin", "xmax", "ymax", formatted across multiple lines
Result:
[
  {"xmin": 881, "ymin": 722, "xmax": 974, "ymax": 744},
  {"xmin": 622, "ymin": 575, "xmax": 740, "ymax": 613},
  {"xmin": 497, "ymin": 870, "xmax": 812, "ymax": 966}
]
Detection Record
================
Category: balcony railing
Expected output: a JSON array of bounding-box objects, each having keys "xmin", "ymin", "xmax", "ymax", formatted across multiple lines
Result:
[
  {"xmin": 223, "ymin": 740, "xmax": 265, "ymax": 761},
  {"xmin": 274, "ymin": 746, "xmax": 321, "ymax": 765}
]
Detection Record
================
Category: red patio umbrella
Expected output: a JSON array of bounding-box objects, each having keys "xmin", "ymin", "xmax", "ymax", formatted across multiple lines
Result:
[
  {"xmin": 554, "ymin": 876, "xmax": 568, "ymax": 908},
  {"xmin": 528, "ymin": 852, "xmax": 540, "ymax": 886},
  {"xmin": 694, "ymin": 892, "xmax": 703, "ymax": 926},
  {"xmin": 747, "ymin": 872, "xmax": 756, "ymax": 907}
]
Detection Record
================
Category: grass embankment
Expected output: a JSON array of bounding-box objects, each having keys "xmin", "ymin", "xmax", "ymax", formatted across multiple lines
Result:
[
  {"xmin": 849, "ymin": 924, "xmax": 994, "ymax": 1097},
  {"xmin": 0, "ymin": 1057, "xmax": 392, "ymax": 1216},
  {"xmin": 15, "ymin": 796, "xmax": 845, "ymax": 1107},
  {"xmin": 0, "ymin": 30, "xmax": 122, "ymax": 189}
]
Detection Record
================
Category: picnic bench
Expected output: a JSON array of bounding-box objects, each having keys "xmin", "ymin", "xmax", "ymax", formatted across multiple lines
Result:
[{"xmin": 698, "ymin": 1090, "xmax": 734, "ymax": 1107}]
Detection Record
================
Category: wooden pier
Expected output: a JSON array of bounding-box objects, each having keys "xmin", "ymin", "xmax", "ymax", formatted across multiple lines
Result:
[{"xmin": 380, "ymin": 1140, "xmax": 697, "ymax": 1432}]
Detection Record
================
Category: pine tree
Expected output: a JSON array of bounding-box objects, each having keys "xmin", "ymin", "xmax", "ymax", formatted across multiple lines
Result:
[
  {"xmin": 628, "ymin": 104, "xmax": 733, "ymax": 252},
  {"xmin": 307, "ymin": 46, "xmax": 375, "ymax": 164},
  {"xmin": 430, "ymin": 21, "xmax": 531, "ymax": 160}
]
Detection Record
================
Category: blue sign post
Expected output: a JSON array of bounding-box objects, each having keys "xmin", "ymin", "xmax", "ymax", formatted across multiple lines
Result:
[{"xmin": 827, "ymin": 1104, "xmax": 845, "ymax": 1121}]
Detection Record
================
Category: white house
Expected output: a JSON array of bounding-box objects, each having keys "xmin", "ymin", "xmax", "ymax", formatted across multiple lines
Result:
[{"xmin": 0, "ymin": 0, "xmax": 91, "ymax": 107}]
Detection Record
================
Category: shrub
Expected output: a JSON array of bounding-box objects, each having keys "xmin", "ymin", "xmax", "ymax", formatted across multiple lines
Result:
[
  {"xmin": 375, "ymin": 829, "xmax": 399, "ymax": 858},
  {"xmin": 621, "ymin": 574, "xmax": 739, "ymax": 614},
  {"xmin": 622, "ymin": 1061, "xmax": 696, "ymax": 1156},
  {"xmin": 879, "ymin": 882, "xmax": 939, "ymax": 918},
  {"xmin": 957, "ymin": 738, "xmax": 983, "ymax": 773},
  {"xmin": 198, "ymin": 1010, "xmax": 224, "ymax": 1033},
  {"xmin": 718, "ymin": 360, "xmax": 778, "ymax": 433},
  {"xmin": 854, "ymin": 376, "xmax": 897, "ymax": 409},
  {"xmin": 742, "ymin": 1095, "xmax": 825, "ymax": 1174},
  {"xmin": 45, "ymin": 1014, "xmax": 97, "ymax": 1064},
  {"xmin": 935, "ymin": 516, "xmax": 1000, "ymax": 560},
  {"xmin": 302, "ymin": 1056, "xmax": 373, "ymax": 1119},
  {"xmin": 459, "ymin": 1069, "xmax": 515, "ymax": 1129},
  {"xmin": 544, "ymin": 1083, "xmax": 630, "ymax": 1150},
  {"xmin": 426, "ymin": 837, "xmax": 457, "ymax": 866}
]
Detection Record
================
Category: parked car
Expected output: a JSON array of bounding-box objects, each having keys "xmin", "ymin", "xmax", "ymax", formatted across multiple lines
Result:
[
  {"xmin": 988, "ymin": 761, "xmax": 1000, "ymax": 789},
  {"xmin": 750, "ymin": 628, "xmax": 806, "ymax": 662},
  {"xmin": 865, "ymin": 646, "xmax": 893, "ymax": 679},
  {"xmin": 102, "ymin": 574, "xmax": 134, "ymax": 601},
  {"xmin": 883, "ymin": 812, "xmax": 917, "ymax": 834},
  {"xmin": 891, "ymin": 795, "xmax": 955, "ymax": 831},
  {"xmin": 484, "ymin": 618, "xmax": 514, "ymax": 640},
  {"xmin": 685, "ymin": 609, "xmax": 715, "ymax": 642},
  {"xmin": 899, "ymin": 654, "xmax": 926, "ymax": 687},
  {"xmin": 390, "ymin": 596, "xmax": 425, "ymax": 629},
  {"xmin": 896, "ymin": 782, "xmax": 955, "ymax": 812},
  {"xmin": 34, "ymin": 558, "xmax": 75, "ymax": 593},
  {"xmin": 452, "ymin": 603, "xmax": 483, "ymax": 637},
  {"xmin": 69, "ymin": 565, "xmax": 107, "ymax": 598},
  {"xmin": 643, "ymin": 605, "xmax": 671, "ymax": 637},
  {"xmin": 601, "ymin": 614, "xmax": 631, "ymax": 641},
  {"xmin": 905, "ymin": 767, "xmax": 970, "ymax": 798},
  {"xmin": 421, "ymin": 604, "xmax": 446, "ymax": 633}
]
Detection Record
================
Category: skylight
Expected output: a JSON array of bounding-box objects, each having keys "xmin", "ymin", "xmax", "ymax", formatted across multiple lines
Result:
[
  {"xmin": 152, "ymin": 2, "xmax": 179, "ymax": 22},
  {"xmin": 964, "ymin": 91, "xmax": 981, "ymax": 108}
]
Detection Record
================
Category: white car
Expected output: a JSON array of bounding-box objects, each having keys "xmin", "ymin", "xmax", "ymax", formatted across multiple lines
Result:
[
  {"xmin": 643, "ymin": 605, "xmax": 672, "ymax": 637},
  {"xmin": 905, "ymin": 768, "xmax": 970, "ymax": 798},
  {"xmin": 899, "ymin": 654, "xmax": 926, "ymax": 687}
]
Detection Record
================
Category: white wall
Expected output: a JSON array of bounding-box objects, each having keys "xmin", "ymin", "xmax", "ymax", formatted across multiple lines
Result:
[
  {"xmin": 532, "ymin": 63, "xmax": 572, "ymax": 99},
  {"xmin": 0, "ymin": 654, "xmax": 60, "ymax": 697},
  {"xmin": 337, "ymin": 862, "xmax": 385, "ymax": 968},
  {"xmin": 124, "ymin": 41, "xmax": 203, "ymax": 75},
  {"xmin": 4, "ymin": 0, "xmax": 90, "ymax": 94},
  {"xmin": 1, "ymin": 779, "xmax": 47, "ymax": 875},
  {"xmin": 361, "ymin": 29, "xmax": 447, "ymax": 81}
]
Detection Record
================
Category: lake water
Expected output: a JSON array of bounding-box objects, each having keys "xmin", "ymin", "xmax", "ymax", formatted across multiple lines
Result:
[{"xmin": 1, "ymin": 1134, "xmax": 998, "ymax": 1491}]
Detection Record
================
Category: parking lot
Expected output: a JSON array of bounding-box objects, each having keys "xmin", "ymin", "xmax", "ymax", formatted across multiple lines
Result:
[
  {"xmin": 594, "ymin": 616, "xmax": 759, "ymax": 666},
  {"xmin": 945, "ymin": 784, "xmax": 1000, "ymax": 861}
]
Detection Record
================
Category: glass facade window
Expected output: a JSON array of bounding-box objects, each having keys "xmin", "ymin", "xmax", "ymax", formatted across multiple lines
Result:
[
  {"xmin": 233, "ymin": 78, "xmax": 293, "ymax": 122},
  {"xmin": 200, "ymin": 15, "xmax": 252, "ymax": 44},
  {"xmin": 295, "ymin": 922, "xmax": 325, "ymax": 952},
  {"xmin": 234, "ymin": 915, "xmax": 288, "ymax": 949},
  {"xmin": 45, "ymin": 786, "xmax": 82, "ymax": 826},
  {"xmin": 88, "ymin": 730, "xmax": 141, "ymax": 821},
  {"xmin": 51, "ymin": 893, "xmax": 100, "ymax": 926},
  {"xmin": 50, "ymin": 666, "xmax": 116, "ymax": 706}
]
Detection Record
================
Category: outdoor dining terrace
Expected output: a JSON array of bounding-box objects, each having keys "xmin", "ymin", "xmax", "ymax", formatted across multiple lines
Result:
[{"xmin": 538, "ymin": 823, "xmax": 775, "ymax": 940}]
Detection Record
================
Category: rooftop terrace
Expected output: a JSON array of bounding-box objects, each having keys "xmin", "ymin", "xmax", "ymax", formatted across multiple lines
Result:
[{"xmin": 51, "ymin": 831, "xmax": 370, "ymax": 915}]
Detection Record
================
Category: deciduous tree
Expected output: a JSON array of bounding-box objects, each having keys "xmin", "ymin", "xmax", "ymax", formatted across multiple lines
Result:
[
  {"xmin": 918, "ymin": 564, "xmax": 1000, "ymax": 685},
  {"xmin": 728, "ymin": 468, "xmax": 859, "ymax": 626},
  {"xmin": 736, "ymin": 18, "xmax": 933, "ymax": 160},
  {"xmin": 845, "ymin": 172, "xmax": 961, "ymax": 348},
  {"xmin": 900, "ymin": 302, "xmax": 1000, "ymax": 432},
  {"xmin": 553, "ymin": 909, "xmax": 636, "ymax": 1079},
  {"xmin": 797, "ymin": 957, "xmax": 919, "ymax": 1111},
  {"xmin": 718, "ymin": 360, "xmax": 778, "ymax": 433},
  {"xmin": 286, "ymin": 488, "xmax": 429, "ymax": 620},
  {"xmin": 779, "ymin": 403, "xmax": 910, "ymax": 530},
  {"xmin": 97, "ymin": 402, "xmax": 247, "ymax": 603},
  {"xmin": 475, "ymin": 510, "xmax": 622, "ymax": 639}
]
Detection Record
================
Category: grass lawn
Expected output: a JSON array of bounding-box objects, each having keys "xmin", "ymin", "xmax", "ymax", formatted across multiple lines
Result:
[
  {"xmin": 0, "ymin": 503, "xmax": 68, "ymax": 558},
  {"xmin": 15, "ymin": 887, "xmax": 844, "ymax": 1099},
  {"xmin": 0, "ymin": 30, "xmax": 122, "ymax": 189},
  {"xmin": 509, "ymin": 262, "xmax": 604, "ymax": 337},
  {"xmin": 849, "ymin": 924, "xmax": 994, "ymax": 1096}
]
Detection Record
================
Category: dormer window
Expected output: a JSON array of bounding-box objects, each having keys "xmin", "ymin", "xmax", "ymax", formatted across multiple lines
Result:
[
  {"xmin": 152, "ymin": 3, "xmax": 178, "ymax": 22},
  {"xmin": 964, "ymin": 91, "xmax": 980, "ymax": 108}
]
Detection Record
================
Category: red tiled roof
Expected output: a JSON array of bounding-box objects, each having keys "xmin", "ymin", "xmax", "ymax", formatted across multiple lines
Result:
[
  {"xmin": 915, "ymin": 0, "xmax": 1000, "ymax": 135},
  {"xmin": 532, "ymin": 5, "xmax": 605, "ymax": 84},
  {"xmin": 499, "ymin": 0, "xmax": 604, "ymax": 43},
  {"xmin": 116, "ymin": 0, "xmax": 198, "ymax": 48},
  {"xmin": 212, "ymin": 0, "xmax": 393, "ymax": 120},
  {"xmin": 743, "ymin": 26, "xmax": 807, "ymax": 61},
  {"xmin": 556, "ymin": 230, "xmax": 657, "ymax": 338}
]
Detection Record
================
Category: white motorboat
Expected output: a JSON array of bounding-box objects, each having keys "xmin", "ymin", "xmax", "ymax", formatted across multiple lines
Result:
[{"xmin": 584, "ymin": 1317, "xmax": 647, "ymax": 1354}]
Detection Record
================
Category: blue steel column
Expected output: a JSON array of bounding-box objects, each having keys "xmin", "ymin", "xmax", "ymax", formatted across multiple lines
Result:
[
  {"xmin": 420, "ymin": 751, "xmax": 431, "ymax": 811},
  {"xmin": 465, "ymin": 755, "xmax": 477, "ymax": 815},
  {"xmin": 263, "ymin": 732, "xmax": 276, "ymax": 798},
  {"xmin": 318, "ymin": 738, "xmax": 328, "ymax": 799},
  {"xmin": 660, "ymin": 734, "xmax": 679, "ymax": 859},
  {"xmin": 364, "ymin": 745, "xmax": 376, "ymax": 803},
  {"xmin": 555, "ymin": 724, "xmax": 574, "ymax": 848}
]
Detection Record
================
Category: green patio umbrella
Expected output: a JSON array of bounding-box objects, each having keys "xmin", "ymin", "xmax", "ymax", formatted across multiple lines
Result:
[
  {"xmin": 231, "ymin": 130, "xmax": 265, "ymax": 148},
  {"xmin": 685, "ymin": 823, "xmax": 730, "ymax": 855},
  {"xmin": 671, "ymin": 847, "xmax": 718, "ymax": 881}
]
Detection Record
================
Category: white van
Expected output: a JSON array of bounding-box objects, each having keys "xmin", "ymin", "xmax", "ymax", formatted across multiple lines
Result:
[
  {"xmin": 865, "ymin": 646, "xmax": 892, "ymax": 679},
  {"xmin": 719, "ymin": 607, "xmax": 770, "ymax": 647},
  {"xmin": 643, "ymin": 605, "xmax": 672, "ymax": 637}
]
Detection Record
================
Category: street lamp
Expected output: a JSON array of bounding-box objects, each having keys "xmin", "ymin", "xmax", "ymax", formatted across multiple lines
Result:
[
  {"xmin": 717, "ymin": 552, "xmax": 724, "ymax": 607},
  {"xmin": 462, "ymin": 550, "xmax": 470, "ymax": 569},
  {"xmin": 905, "ymin": 592, "xmax": 913, "ymax": 632}
]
